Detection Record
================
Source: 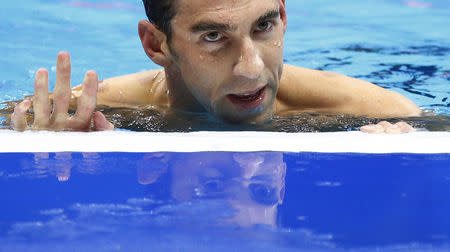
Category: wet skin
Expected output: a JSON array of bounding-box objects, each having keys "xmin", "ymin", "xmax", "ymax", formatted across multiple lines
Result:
[
  {"xmin": 160, "ymin": 0, "xmax": 287, "ymax": 123},
  {"xmin": 12, "ymin": 53, "xmax": 113, "ymax": 132},
  {"xmin": 12, "ymin": 0, "xmax": 421, "ymax": 132}
]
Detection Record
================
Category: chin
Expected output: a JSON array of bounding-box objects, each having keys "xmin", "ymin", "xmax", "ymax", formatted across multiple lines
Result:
[{"xmin": 214, "ymin": 107, "xmax": 273, "ymax": 124}]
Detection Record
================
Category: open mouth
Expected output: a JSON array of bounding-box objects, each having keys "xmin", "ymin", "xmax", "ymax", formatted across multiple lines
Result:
[{"xmin": 227, "ymin": 86, "xmax": 267, "ymax": 110}]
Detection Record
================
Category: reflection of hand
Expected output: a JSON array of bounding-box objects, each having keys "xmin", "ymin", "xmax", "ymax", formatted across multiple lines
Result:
[
  {"xmin": 31, "ymin": 152, "xmax": 72, "ymax": 182},
  {"xmin": 11, "ymin": 52, "xmax": 114, "ymax": 131},
  {"xmin": 54, "ymin": 153, "xmax": 72, "ymax": 182},
  {"xmin": 360, "ymin": 121, "xmax": 415, "ymax": 134}
]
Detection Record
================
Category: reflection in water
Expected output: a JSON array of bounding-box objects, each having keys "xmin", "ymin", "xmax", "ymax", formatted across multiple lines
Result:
[
  {"xmin": 20, "ymin": 152, "xmax": 104, "ymax": 181},
  {"xmin": 23, "ymin": 151, "xmax": 286, "ymax": 227},
  {"xmin": 1, "ymin": 152, "xmax": 449, "ymax": 251},
  {"xmin": 53, "ymin": 153, "xmax": 72, "ymax": 182},
  {"xmin": 163, "ymin": 152, "xmax": 286, "ymax": 227}
]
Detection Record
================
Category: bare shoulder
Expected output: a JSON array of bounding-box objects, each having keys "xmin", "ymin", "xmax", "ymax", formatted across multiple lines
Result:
[
  {"xmin": 276, "ymin": 64, "xmax": 421, "ymax": 117},
  {"xmin": 72, "ymin": 69, "xmax": 168, "ymax": 107}
]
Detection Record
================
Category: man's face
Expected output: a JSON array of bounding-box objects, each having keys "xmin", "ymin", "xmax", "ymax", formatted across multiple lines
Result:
[{"xmin": 168, "ymin": 0, "xmax": 287, "ymax": 123}]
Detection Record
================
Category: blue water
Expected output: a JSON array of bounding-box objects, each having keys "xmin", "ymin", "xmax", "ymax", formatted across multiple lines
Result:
[
  {"xmin": 0, "ymin": 152, "xmax": 449, "ymax": 251},
  {"xmin": 0, "ymin": 0, "xmax": 449, "ymax": 114},
  {"xmin": 0, "ymin": 1, "xmax": 450, "ymax": 250}
]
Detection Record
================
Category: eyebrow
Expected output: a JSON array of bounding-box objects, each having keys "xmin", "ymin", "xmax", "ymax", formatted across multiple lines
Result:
[
  {"xmin": 191, "ymin": 22, "xmax": 234, "ymax": 33},
  {"xmin": 253, "ymin": 9, "xmax": 280, "ymax": 27},
  {"xmin": 190, "ymin": 8, "xmax": 280, "ymax": 33}
]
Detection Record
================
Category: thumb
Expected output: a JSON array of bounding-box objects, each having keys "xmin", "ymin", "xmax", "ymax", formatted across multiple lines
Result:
[{"xmin": 93, "ymin": 111, "xmax": 114, "ymax": 131}]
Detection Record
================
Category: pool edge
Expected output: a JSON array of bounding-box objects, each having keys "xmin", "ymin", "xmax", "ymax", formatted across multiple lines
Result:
[{"xmin": 0, "ymin": 130, "xmax": 449, "ymax": 154}]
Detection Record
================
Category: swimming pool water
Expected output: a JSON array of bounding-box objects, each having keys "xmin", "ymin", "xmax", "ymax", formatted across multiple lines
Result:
[
  {"xmin": 0, "ymin": 0, "xmax": 449, "ymax": 117},
  {"xmin": 1, "ymin": 152, "xmax": 449, "ymax": 251},
  {"xmin": 0, "ymin": 1, "xmax": 449, "ymax": 251}
]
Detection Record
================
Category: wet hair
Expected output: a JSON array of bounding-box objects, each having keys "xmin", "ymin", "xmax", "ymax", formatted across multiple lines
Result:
[{"xmin": 142, "ymin": 0, "xmax": 177, "ymax": 43}]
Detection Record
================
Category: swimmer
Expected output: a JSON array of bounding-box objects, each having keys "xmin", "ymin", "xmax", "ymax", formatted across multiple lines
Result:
[{"xmin": 11, "ymin": 0, "xmax": 421, "ymax": 133}]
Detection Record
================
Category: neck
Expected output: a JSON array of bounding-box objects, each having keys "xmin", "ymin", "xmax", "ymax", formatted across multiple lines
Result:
[{"xmin": 164, "ymin": 67, "xmax": 206, "ymax": 112}]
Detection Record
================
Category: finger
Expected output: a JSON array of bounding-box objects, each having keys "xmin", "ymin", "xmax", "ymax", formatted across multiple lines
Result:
[
  {"xmin": 93, "ymin": 111, "xmax": 114, "ymax": 131},
  {"xmin": 11, "ymin": 100, "xmax": 32, "ymax": 131},
  {"xmin": 73, "ymin": 71, "xmax": 98, "ymax": 125},
  {"xmin": 52, "ymin": 52, "xmax": 72, "ymax": 124},
  {"xmin": 395, "ymin": 121, "xmax": 415, "ymax": 133},
  {"xmin": 377, "ymin": 121, "xmax": 393, "ymax": 128},
  {"xmin": 33, "ymin": 68, "xmax": 51, "ymax": 128},
  {"xmin": 360, "ymin": 124, "xmax": 385, "ymax": 133},
  {"xmin": 385, "ymin": 123, "xmax": 402, "ymax": 134}
]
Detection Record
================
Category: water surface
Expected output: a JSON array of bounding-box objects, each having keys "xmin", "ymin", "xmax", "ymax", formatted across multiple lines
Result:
[
  {"xmin": 1, "ymin": 152, "xmax": 449, "ymax": 251},
  {"xmin": 0, "ymin": 0, "xmax": 449, "ymax": 131}
]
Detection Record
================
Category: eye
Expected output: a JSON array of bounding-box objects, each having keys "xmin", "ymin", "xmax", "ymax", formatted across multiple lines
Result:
[
  {"xmin": 249, "ymin": 183, "xmax": 279, "ymax": 205},
  {"xmin": 203, "ymin": 179, "xmax": 224, "ymax": 193},
  {"xmin": 203, "ymin": 32, "xmax": 224, "ymax": 42},
  {"xmin": 255, "ymin": 21, "xmax": 273, "ymax": 32}
]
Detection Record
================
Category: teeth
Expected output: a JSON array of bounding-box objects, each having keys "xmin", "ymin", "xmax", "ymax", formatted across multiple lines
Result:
[
  {"xmin": 230, "ymin": 86, "xmax": 265, "ymax": 101},
  {"xmin": 236, "ymin": 87, "xmax": 262, "ymax": 96},
  {"xmin": 236, "ymin": 93, "xmax": 256, "ymax": 98}
]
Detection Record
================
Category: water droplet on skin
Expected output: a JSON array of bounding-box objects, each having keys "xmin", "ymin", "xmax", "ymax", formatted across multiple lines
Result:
[
  {"xmin": 119, "ymin": 90, "xmax": 124, "ymax": 95},
  {"xmin": 199, "ymin": 55, "xmax": 204, "ymax": 60},
  {"xmin": 165, "ymin": 89, "xmax": 170, "ymax": 95}
]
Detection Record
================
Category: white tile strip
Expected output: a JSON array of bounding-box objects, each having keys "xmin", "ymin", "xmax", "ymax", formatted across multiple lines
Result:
[{"xmin": 0, "ymin": 130, "xmax": 449, "ymax": 153}]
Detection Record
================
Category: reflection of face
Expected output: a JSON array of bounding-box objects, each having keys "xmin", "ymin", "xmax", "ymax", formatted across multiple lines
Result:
[
  {"xmin": 168, "ymin": 0, "xmax": 287, "ymax": 123},
  {"xmin": 169, "ymin": 152, "xmax": 286, "ymax": 226},
  {"xmin": 169, "ymin": 153, "xmax": 285, "ymax": 201}
]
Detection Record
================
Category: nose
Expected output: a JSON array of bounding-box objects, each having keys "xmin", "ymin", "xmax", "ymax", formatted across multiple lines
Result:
[{"xmin": 232, "ymin": 38, "xmax": 264, "ymax": 80}]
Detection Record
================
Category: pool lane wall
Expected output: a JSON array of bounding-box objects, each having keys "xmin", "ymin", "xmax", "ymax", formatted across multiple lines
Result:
[{"xmin": 0, "ymin": 131, "xmax": 448, "ymax": 154}]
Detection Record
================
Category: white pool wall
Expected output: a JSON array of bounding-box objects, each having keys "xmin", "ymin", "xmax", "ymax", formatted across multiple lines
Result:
[{"xmin": 0, "ymin": 130, "xmax": 448, "ymax": 153}]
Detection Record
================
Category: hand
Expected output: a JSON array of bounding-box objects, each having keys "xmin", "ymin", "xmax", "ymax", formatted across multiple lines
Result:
[
  {"xmin": 11, "ymin": 52, "xmax": 114, "ymax": 131},
  {"xmin": 360, "ymin": 121, "xmax": 415, "ymax": 134}
]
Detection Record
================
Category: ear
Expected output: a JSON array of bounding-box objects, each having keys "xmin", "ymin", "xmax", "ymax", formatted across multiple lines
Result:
[
  {"xmin": 279, "ymin": 0, "xmax": 288, "ymax": 34},
  {"xmin": 138, "ymin": 20, "xmax": 173, "ymax": 67}
]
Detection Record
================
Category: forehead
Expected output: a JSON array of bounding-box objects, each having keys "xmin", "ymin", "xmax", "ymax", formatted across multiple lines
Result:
[{"xmin": 173, "ymin": 0, "xmax": 279, "ymax": 24}]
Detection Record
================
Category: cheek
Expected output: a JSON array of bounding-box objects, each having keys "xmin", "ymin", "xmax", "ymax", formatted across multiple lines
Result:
[
  {"xmin": 260, "ymin": 40, "xmax": 284, "ymax": 76},
  {"xmin": 181, "ymin": 54, "xmax": 227, "ymax": 94},
  {"xmin": 270, "ymin": 29, "xmax": 285, "ymax": 55},
  {"xmin": 177, "ymin": 57, "xmax": 224, "ymax": 108},
  {"xmin": 258, "ymin": 33, "xmax": 285, "ymax": 67},
  {"xmin": 270, "ymin": 40, "xmax": 285, "ymax": 80},
  {"xmin": 170, "ymin": 34, "xmax": 228, "ymax": 106},
  {"xmin": 271, "ymin": 38, "xmax": 285, "ymax": 61},
  {"xmin": 174, "ymin": 45, "xmax": 217, "ymax": 81}
]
